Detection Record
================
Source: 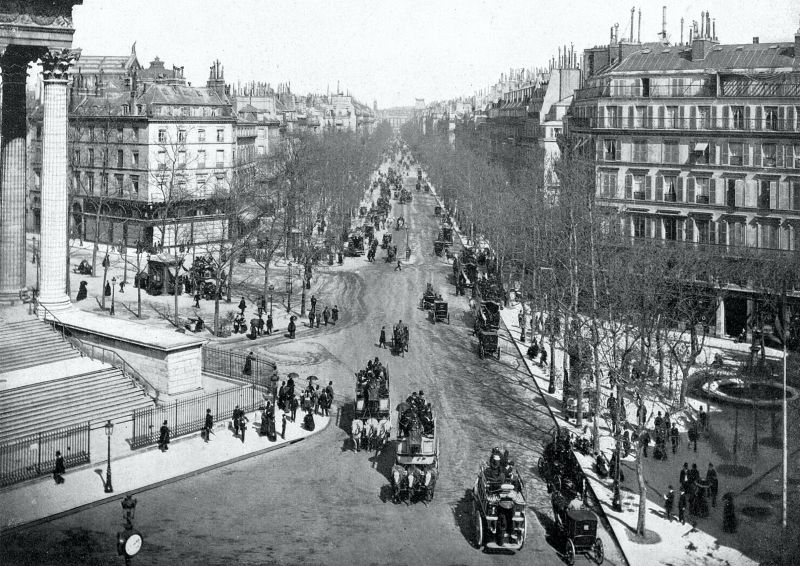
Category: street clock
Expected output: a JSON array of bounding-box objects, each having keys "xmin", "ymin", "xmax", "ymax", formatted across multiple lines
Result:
[{"xmin": 117, "ymin": 529, "xmax": 143, "ymax": 558}]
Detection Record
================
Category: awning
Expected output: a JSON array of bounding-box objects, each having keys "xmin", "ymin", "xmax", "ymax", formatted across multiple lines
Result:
[
  {"xmin": 655, "ymin": 209, "xmax": 684, "ymax": 216},
  {"xmin": 692, "ymin": 170, "xmax": 714, "ymax": 178},
  {"xmin": 721, "ymin": 172, "xmax": 747, "ymax": 179},
  {"xmin": 693, "ymin": 142, "xmax": 709, "ymax": 152},
  {"xmin": 688, "ymin": 211, "xmax": 714, "ymax": 219},
  {"xmin": 719, "ymin": 213, "xmax": 747, "ymax": 222}
]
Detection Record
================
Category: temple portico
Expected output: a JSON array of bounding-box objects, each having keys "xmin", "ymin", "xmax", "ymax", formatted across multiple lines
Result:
[{"xmin": 0, "ymin": 1, "xmax": 83, "ymax": 305}]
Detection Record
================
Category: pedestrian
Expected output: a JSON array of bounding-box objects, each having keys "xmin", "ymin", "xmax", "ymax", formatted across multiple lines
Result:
[
  {"xmin": 266, "ymin": 313, "xmax": 273, "ymax": 335},
  {"xmin": 308, "ymin": 308, "xmax": 315, "ymax": 328},
  {"xmin": 332, "ymin": 305, "xmax": 339, "ymax": 323},
  {"xmin": 527, "ymin": 339, "xmax": 539, "ymax": 361},
  {"xmin": 395, "ymin": 259, "xmax": 401, "ymax": 271},
  {"xmin": 688, "ymin": 420, "xmax": 699, "ymax": 452},
  {"xmin": 158, "ymin": 420, "xmax": 170, "ymax": 452},
  {"xmin": 699, "ymin": 406, "xmax": 708, "ymax": 430},
  {"xmin": 664, "ymin": 485, "xmax": 675, "ymax": 522},
  {"xmin": 654, "ymin": 411, "xmax": 663, "ymax": 430},
  {"xmin": 637, "ymin": 400, "xmax": 647, "ymax": 427},
  {"xmin": 678, "ymin": 488, "xmax": 687, "ymax": 524},
  {"xmin": 281, "ymin": 413, "xmax": 287, "ymax": 439},
  {"xmin": 323, "ymin": 306, "xmax": 330, "ymax": 326},
  {"xmin": 104, "ymin": 281, "xmax": 111, "ymax": 297},
  {"xmin": 203, "ymin": 408, "xmax": 214, "ymax": 442},
  {"xmin": 238, "ymin": 296, "xmax": 247, "ymax": 315},
  {"xmin": 53, "ymin": 450, "xmax": 66, "ymax": 484},
  {"xmin": 622, "ymin": 428, "xmax": 631, "ymax": 457},
  {"xmin": 288, "ymin": 317, "xmax": 296, "ymax": 339},
  {"xmin": 194, "ymin": 290, "xmax": 201, "ymax": 308},
  {"xmin": 679, "ymin": 462, "xmax": 689, "ymax": 489},
  {"xmin": 238, "ymin": 410, "xmax": 249, "ymax": 443},
  {"xmin": 706, "ymin": 463, "xmax": 719, "ymax": 507},
  {"xmin": 119, "ymin": 279, "xmax": 126, "ymax": 293},
  {"xmin": 540, "ymin": 347, "xmax": 548, "ymax": 367},
  {"xmin": 259, "ymin": 295, "xmax": 266, "ymax": 316},
  {"xmin": 670, "ymin": 423, "xmax": 680, "ymax": 454},
  {"xmin": 76, "ymin": 280, "xmax": 88, "ymax": 301},
  {"xmin": 325, "ymin": 380, "xmax": 334, "ymax": 405},
  {"xmin": 722, "ymin": 492, "xmax": 737, "ymax": 533},
  {"xmin": 291, "ymin": 395, "xmax": 299, "ymax": 422},
  {"xmin": 316, "ymin": 311, "xmax": 321, "ymax": 328},
  {"xmin": 243, "ymin": 351, "xmax": 255, "ymax": 376},
  {"xmin": 310, "ymin": 295, "xmax": 317, "ymax": 312},
  {"xmin": 379, "ymin": 326, "xmax": 387, "ymax": 348},
  {"xmin": 640, "ymin": 429, "xmax": 651, "ymax": 458},
  {"xmin": 233, "ymin": 405, "xmax": 243, "ymax": 437}
]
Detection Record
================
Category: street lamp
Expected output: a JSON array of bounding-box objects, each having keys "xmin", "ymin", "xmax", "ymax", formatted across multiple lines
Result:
[
  {"xmin": 111, "ymin": 277, "xmax": 117, "ymax": 316},
  {"xmin": 104, "ymin": 419, "xmax": 114, "ymax": 493},
  {"xmin": 286, "ymin": 262, "xmax": 292, "ymax": 313},
  {"xmin": 299, "ymin": 264, "xmax": 306, "ymax": 317},
  {"xmin": 268, "ymin": 284, "xmax": 274, "ymax": 318}
]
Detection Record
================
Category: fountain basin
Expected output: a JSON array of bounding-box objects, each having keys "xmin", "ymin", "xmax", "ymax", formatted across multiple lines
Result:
[{"xmin": 701, "ymin": 377, "xmax": 799, "ymax": 408}]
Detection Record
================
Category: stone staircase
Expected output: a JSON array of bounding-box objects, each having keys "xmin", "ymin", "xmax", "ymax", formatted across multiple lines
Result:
[
  {"xmin": 0, "ymin": 367, "xmax": 155, "ymax": 443},
  {"xmin": 0, "ymin": 319, "xmax": 81, "ymax": 374}
]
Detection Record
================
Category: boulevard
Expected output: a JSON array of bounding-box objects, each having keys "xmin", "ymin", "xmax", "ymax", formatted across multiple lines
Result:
[{"xmin": 0, "ymin": 166, "xmax": 624, "ymax": 566}]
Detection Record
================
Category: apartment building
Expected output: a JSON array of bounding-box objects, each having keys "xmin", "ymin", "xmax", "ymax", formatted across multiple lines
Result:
[{"xmin": 568, "ymin": 15, "xmax": 800, "ymax": 337}]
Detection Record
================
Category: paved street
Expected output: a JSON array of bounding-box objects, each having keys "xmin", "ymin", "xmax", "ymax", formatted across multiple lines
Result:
[{"xmin": 0, "ymin": 170, "xmax": 623, "ymax": 566}]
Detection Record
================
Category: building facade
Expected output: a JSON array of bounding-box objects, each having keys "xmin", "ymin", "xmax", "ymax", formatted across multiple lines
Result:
[{"xmin": 568, "ymin": 16, "xmax": 800, "ymax": 337}]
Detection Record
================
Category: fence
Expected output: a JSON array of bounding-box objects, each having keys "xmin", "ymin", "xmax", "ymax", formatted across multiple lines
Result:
[
  {"xmin": 130, "ymin": 385, "xmax": 262, "ymax": 449},
  {"xmin": 0, "ymin": 422, "xmax": 91, "ymax": 487},
  {"xmin": 202, "ymin": 346, "xmax": 278, "ymax": 396}
]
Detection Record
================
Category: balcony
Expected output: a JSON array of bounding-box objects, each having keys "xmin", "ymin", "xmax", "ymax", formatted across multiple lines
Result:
[
  {"xmin": 574, "ymin": 83, "xmax": 715, "ymax": 101},
  {"xmin": 569, "ymin": 116, "xmax": 799, "ymax": 134},
  {"xmin": 663, "ymin": 193, "xmax": 677, "ymax": 202},
  {"xmin": 633, "ymin": 191, "xmax": 646, "ymax": 201},
  {"xmin": 729, "ymin": 156, "xmax": 743, "ymax": 166},
  {"xmin": 695, "ymin": 195, "xmax": 709, "ymax": 205},
  {"xmin": 763, "ymin": 157, "xmax": 776, "ymax": 168}
]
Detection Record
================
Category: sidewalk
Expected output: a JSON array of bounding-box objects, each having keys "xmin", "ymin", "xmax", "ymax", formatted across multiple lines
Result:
[
  {"xmin": 0, "ymin": 408, "xmax": 331, "ymax": 532},
  {"xmin": 499, "ymin": 306, "xmax": 761, "ymax": 566}
]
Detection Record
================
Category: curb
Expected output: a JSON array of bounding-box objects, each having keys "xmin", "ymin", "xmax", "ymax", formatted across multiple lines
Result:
[{"xmin": 0, "ymin": 414, "xmax": 331, "ymax": 536}]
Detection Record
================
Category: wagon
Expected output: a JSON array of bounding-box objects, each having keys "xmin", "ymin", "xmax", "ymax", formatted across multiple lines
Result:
[
  {"xmin": 477, "ymin": 329, "xmax": 500, "ymax": 360},
  {"xmin": 392, "ymin": 406, "xmax": 438, "ymax": 504},
  {"xmin": 556, "ymin": 509, "xmax": 604, "ymax": 565},
  {"xmin": 431, "ymin": 300, "xmax": 450, "ymax": 324},
  {"xmin": 471, "ymin": 462, "xmax": 527, "ymax": 551}
]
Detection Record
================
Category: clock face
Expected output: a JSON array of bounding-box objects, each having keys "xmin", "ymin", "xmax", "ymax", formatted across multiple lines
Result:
[{"xmin": 124, "ymin": 533, "xmax": 143, "ymax": 556}]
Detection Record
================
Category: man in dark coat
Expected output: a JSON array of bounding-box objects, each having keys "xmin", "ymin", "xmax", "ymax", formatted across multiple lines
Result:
[
  {"xmin": 243, "ymin": 352, "xmax": 255, "ymax": 376},
  {"xmin": 290, "ymin": 395, "xmax": 299, "ymax": 422},
  {"xmin": 158, "ymin": 420, "xmax": 170, "ymax": 452},
  {"xmin": 664, "ymin": 485, "xmax": 675, "ymax": 521},
  {"xmin": 203, "ymin": 409, "xmax": 214, "ymax": 442},
  {"xmin": 678, "ymin": 489, "xmax": 687, "ymax": 524},
  {"xmin": 233, "ymin": 405, "xmax": 244, "ymax": 437},
  {"xmin": 310, "ymin": 295, "xmax": 317, "ymax": 312},
  {"xmin": 277, "ymin": 381, "xmax": 286, "ymax": 410},
  {"xmin": 288, "ymin": 317, "xmax": 296, "ymax": 338},
  {"xmin": 323, "ymin": 307, "xmax": 330, "ymax": 326},
  {"xmin": 53, "ymin": 450, "xmax": 66, "ymax": 484},
  {"xmin": 706, "ymin": 463, "xmax": 719, "ymax": 507},
  {"xmin": 332, "ymin": 305, "xmax": 339, "ymax": 323},
  {"xmin": 104, "ymin": 281, "xmax": 111, "ymax": 297},
  {"xmin": 379, "ymin": 326, "xmax": 386, "ymax": 348},
  {"xmin": 266, "ymin": 313, "xmax": 273, "ymax": 335},
  {"xmin": 76, "ymin": 281, "xmax": 88, "ymax": 301},
  {"xmin": 238, "ymin": 297, "xmax": 247, "ymax": 315}
]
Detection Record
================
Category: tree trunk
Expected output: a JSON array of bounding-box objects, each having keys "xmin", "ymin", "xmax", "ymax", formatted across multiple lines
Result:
[
  {"xmin": 262, "ymin": 260, "xmax": 270, "ymax": 299},
  {"xmin": 91, "ymin": 209, "xmax": 101, "ymax": 275},
  {"xmin": 636, "ymin": 440, "xmax": 647, "ymax": 536},
  {"xmin": 752, "ymin": 401, "xmax": 759, "ymax": 454},
  {"xmin": 226, "ymin": 257, "xmax": 234, "ymax": 303},
  {"xmin": 136, "ymin": 252, "xmax": 142, "ymax": 318},
  {"xmin": 678, "ymin": 365, "xmax": 691, "ymax": 407}
]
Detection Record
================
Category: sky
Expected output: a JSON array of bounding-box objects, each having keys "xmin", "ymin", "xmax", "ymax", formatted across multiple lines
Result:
[{"xmin": 71, "ymin": 0, "xmax": 799, "ymax": 108}]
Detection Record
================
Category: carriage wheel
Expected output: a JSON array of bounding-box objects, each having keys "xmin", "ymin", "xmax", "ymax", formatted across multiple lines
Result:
[
  {"xmin": 472, "ymin": 503, "xmax": 484, "ymax": 548},
  {"xmin": 565, "ymin": 539, "xmax": 576, "ymax": 566},
  {"xmin": 593, "ymin": 538, "xmax": 604, "ymax": 564},
  {"xmin": 517, "ymin": 516, "xmax": 527, "ymax": 550}
]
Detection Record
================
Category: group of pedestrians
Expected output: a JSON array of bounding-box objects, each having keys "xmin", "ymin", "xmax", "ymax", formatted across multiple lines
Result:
[
  {"xmin": 307, "ymin": 295, "xmax": 339, "ymax": 328},
  {"xmin": 664, "ymin": 461, "xmax": 720, "ymax": 526}
]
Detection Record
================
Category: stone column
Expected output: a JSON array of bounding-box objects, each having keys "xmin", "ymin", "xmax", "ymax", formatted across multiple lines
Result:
[
  {"xmin": 38, "ymin": 49, "xmax": 78, "ymax": 312},
  {"xmin": 0, "ymin": 54, "xmax": 30, "ymax": 302}
]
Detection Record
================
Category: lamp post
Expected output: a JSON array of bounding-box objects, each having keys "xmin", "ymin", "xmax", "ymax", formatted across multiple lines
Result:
[
  {"xmin": 104, "ymin": 419, "xmax": 114, "ymax": 493},
  {"xmin": 111, "ymin": 277, "xmax": 117, "ymax": 316},
  {"xmin": 269, "ymin": 284, "xmax": 274, "ymax": 318},
  {"xmin": 286, "ymin": 262, "xmax": 292, "ymax": 313},
  {"xmin": 299, "ymin": 264, "xmax": 306, "ymax": 317}
]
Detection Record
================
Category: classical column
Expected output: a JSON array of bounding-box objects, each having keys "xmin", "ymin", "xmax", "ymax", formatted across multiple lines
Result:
[
  {"xmin": 0, "ymin": 54, "xmax": 31, "ymax": 302},
  {"xmin": 38, "ymin": 49, "xmax": 78, "ymax": 311}
]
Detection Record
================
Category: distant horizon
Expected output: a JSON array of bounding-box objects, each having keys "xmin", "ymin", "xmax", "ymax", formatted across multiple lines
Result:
[{"xmin": 70, "ymin": 0, "xmax": 799, "ymax": 108}]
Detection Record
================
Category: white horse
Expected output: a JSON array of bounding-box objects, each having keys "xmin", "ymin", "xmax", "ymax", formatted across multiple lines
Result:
[
  {"xmin": 391, "ymin": 464, "xmax": 408, "ymax": 502},
  {"xmin": 364, "ymin": 417, "xmax": 380, "ymax": 450},
  {"xmin": 377, "ymin": 418, "xmax": 392, "ymax": 448},
  {"xmin": 351, "ymin": 419, "xmax": 365, "ymax": 452}
]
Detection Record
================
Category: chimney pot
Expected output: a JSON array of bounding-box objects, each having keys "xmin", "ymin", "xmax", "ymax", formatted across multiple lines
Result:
[{"xmin": 753, "ymin": 36, "xmax": 759, "ymax": 44}]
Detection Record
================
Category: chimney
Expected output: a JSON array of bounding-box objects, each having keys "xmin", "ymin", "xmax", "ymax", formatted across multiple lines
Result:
[
  {"xmin": 712, "ymin": 19, "xmax": 716, "ymax": 40},
  {"xmin": 753, "ymin": 37, "xmax": 759, "ymax": 44},
  {"xmin": 706, "ymin": 11, "xmax": 711, "ymax": 38},
  {"xmin": 660, "ymin": 6, "xmax": 666, "ymax": 43},
  {"xmin": 638, "ymin": 8, "xmax": 642, "ymax": 43},
  {"xmin": 630, "ymin": 6, "xmax": 635, "ymax": 42},
  {"xmin": 796, "ymin": 17, "xmax": 800, "ymax": 55},
  {"xmin": 692, "ymin": 11, "xmax": 717, "ymax": 60},
  {"xmin": 700, "ymin": 11, "xmax": 704, "ymax": 38},
  {"xmin": 680, "ymin": 17, "xmax": 684, "ymax": 44}
]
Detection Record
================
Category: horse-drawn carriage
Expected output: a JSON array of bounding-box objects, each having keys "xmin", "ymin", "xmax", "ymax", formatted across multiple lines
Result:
[
  {"xmin": 473, "ymin": 299, "xmax": 501, "ymax": 333},
  {"xmin": 477, "ymin": 329, "xmax": 500, "ymax": 360},
  {"xmin": 553, "ymin": 507, "xmax": 604, "ymax": 566},
  {"xmin": 392, "ymin": 324, "xmax": 409, "ymax": 356},
  {"xmin": 420, "ymin": 283, "xmax": 439, "ymax": 310},
  {"xmin": 433, "ymin": 240, "xmax": 449, "ymax": 257},
  {"xmin": 346, "ymin": 233, "xmax": 365, "ymax": 256},
  {"xmin": 431, "ymin": 300, "xmax": 450, "ymax": 324},
  {"xmin": 391, "ymin": 400, "xmax": 438, "ymax": 503},
  {"xmin": 538, "ymin": 426, "xmax": 584, "ymax": 495},
  {"xmin": 382, "ymin": 233, "xmax": 392, "ymax": 249},
  {"xmin": 386, "ymin": 245, "xmax": 397, "ymax": 263},
  {"xmin": 470, "ymin": 460, "xmax": 527, "ymax": 551},
  {"xmin": 352, "ymin": 362, "xmax": 391, "ymax": 452}
]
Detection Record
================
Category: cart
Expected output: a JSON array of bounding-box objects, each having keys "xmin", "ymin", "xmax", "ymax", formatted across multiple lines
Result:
[
  {"xmin": 557, "ymin": 509, "xmax": 604, "ymax": 565},
  {"xmin": 392, "ymin": 408, "xmax": 438, "ymax": 504},
  {"xmin": 471, "ymin": 462, "xmax": 527, "ymax": 551},
  {"xmin": 477, "ymin": 329, "xmax": 500, "ymax": 360},
  {"xmin": 431, "ymin": 300, "xmax": 450, "ymax": 324}
]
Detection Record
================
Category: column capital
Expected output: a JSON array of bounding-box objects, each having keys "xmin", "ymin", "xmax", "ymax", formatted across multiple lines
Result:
[{"xmin": 40, "ymin": 48, "xmax": 80, "ymax": 81}]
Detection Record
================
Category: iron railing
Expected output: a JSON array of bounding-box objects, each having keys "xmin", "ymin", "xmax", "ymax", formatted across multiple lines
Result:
[
  {"xmin": 569, "ymin": 116, "xmax": 800, "ymax": 134},
  {"xmin": 0, "ymin": 422, "xmax": 90, "ymax": 487},
  {"xmin": 130, "ymin": 385, "xmax": 261, "ymax": 449},
  {"xmin": 35, "ymin": 301, "xmax": 160, "ymax": 402},
  {"xmin": 202, "ymin": 345, "xmax": 277, "ymax": 395}
]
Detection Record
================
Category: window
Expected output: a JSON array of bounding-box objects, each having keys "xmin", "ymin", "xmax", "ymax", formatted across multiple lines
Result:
[
  {"xmin": 732, "ymin": 106, "xmax": 745, "ymax": 129},
  {"xmin": 196, "ymin": 174, "xmax": 208, "ymax": 187},
  {"xmin": 664, "ymin": 106, "xmax": 677, "ymax": 129},
  {"xmin": 88, "ymin": 148, "xmax": 94, "ymax": 166},
  {"xmin": 603, "ymin": 139, "xmax": 618, "ymax": 161},
  {"xmin": 178, "ymin": 129, "xmax": 186, "ymax": 142},
  {"xmin": 695, "ymin": 177, "xmax": 710, "ymax": 204},
  {"xmin": 762, "ymin": 143, "xmax": 777, "ymax": 168},
  {"xmin": 794, "ymin": 144, "xmax": 800, "ymax": 168},
  {"xmin": 116, "ymin": 128, "xmax": 123, "ymax": 142},
  {"xmin": 697, "ymin": 219, "xmax": 712, "ymax": 244},
  {"xmin": 216, "ymin": 149, "xmax": 224, "ymax": 166},
  {"xmin": 73, "ymin": 149, "xmax": 80, "ymax": 164},
  {"xmin": 606, "ymin": 106, "xmax": 621, "ymax": 128},
  {"xmin": 258, "ymin": 127, "xmax": 265, "ymax": 138},
  {"xmin": 198, "ymin": 129, "xmax": 206, "ymax": 142},
  {"xmin": 198, "ymin": 150, "xmax": 206, "ymax": 167},
  {"xmin": 641, "ymin": 78, "xmax": 650, "ymax": 97},
  {"xmin": 158, "ymin": 129, "xmax": 167, "ymax": 143},
  {"xmin": 633, "ymin": 215, "xmax": 646, "ymax": 238},
  {"xmin": 698, "ymin": 106, "xmax": 710, "ymax": 129},
  {"xmin": 632, "ymin": 174, "xmax": 646, "ymax": 199},
  {"xmin": 178, "ymin": 150, "xmax": 186, "ymax": 166},
  {"xmin": 635, "ymin": 106, "xmax": 646, "ymax": 128},
  {"xmin": 663, "ymin": 140, "xmax": 679, "ymax": 164},
  {"xmin": 633, "ymin": 139, "xmax": 648, "ymax": 162},
  {"xmin": 693, "ymin": 142, "xmax": 710, "ymax": 165},
  {"xmin": 131, "ymin": 175, "xmax": 139, "ymax": 194},
  {"xmin": 102, "ymin": 174, "xmax": 109, "ymax": 195},
  {"xmin": 216, "ymin": 129, "xmax": 224, "ymax": 142},
  {"xmin": 663, "ymin": 218, "xmax": 677, "ymax": 241},
  {"xmin": 158, "ymin": 150, "xmax": 166, "ymax": 168},
  {"xmin": 600, "ymin": 172, "xmax": 617, "ymax": 197},
  {"xmin": 132, "ymin": 151, "xmax": 139, "ymax": 167},
  {"xmin": 764, "ymin": 106, "xmax": 779, "ymax": 131},
  {"xmin": 759, "ymin": 181, "xmax": 773, "ymax": 210},
  {"xmin": 114, "ymin": 174, "xmax": 124, "ymax": 195},
  {"xmin": 663, "ymin": 176, "xmax": 678, "ymax": 201},
  {"xmin": 759, "ymin": 223, "xmax": 778, "ymax": 249},
  {"xmin": 257, "ymin": 145, "xmax": 265, "ymax": 156},
  {"xmin": 728, "ymin": 142, "xmax": 744, "ymax": 166},
  {"xmin": 792, "ymin": 181, "xmax": 800, "ymax": 210},
  {"xmin": 117, "ymin": 149, "xmax": 124, "ymax": 168},
  {"xmin": 136, "ymin": 105, "xmax": 143, "ymax": 115}
]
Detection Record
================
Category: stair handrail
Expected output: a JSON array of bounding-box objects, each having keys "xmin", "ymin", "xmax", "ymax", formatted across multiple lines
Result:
[{"xmin": 33, "ymin": 300, "xmax": 160, "ymax": 402}]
